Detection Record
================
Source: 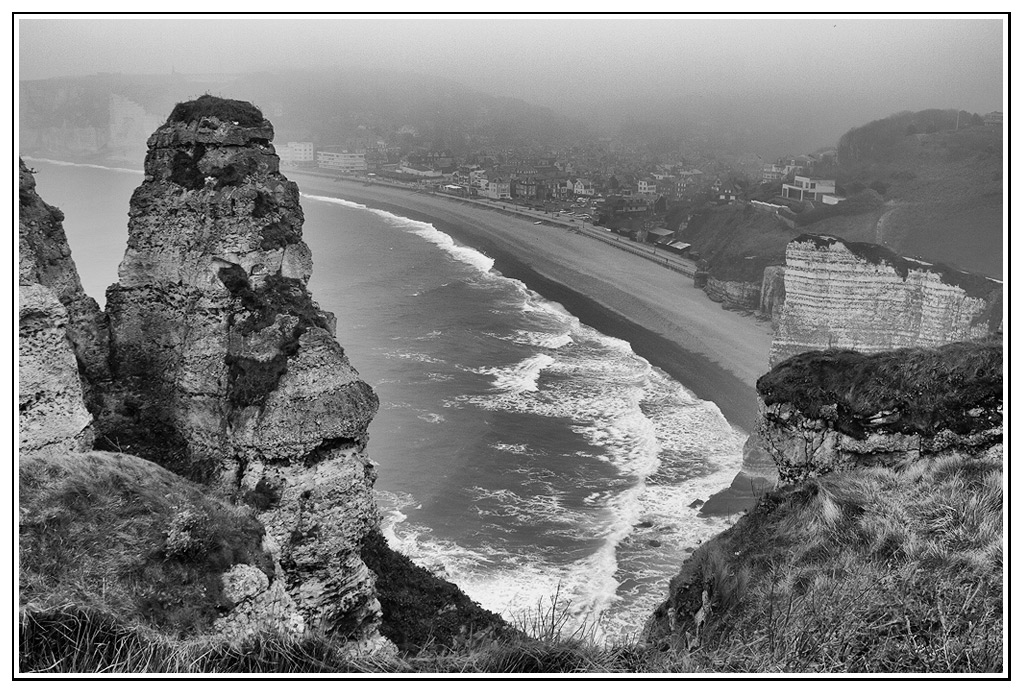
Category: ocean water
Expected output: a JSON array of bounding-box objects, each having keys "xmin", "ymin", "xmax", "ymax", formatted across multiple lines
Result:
[{"xmin": 27, "ymin": 160, "xmax": 745, "ymax": 643}]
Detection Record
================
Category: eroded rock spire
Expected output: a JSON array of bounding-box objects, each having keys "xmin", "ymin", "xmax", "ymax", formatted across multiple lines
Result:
[{"xmin": 100, "ymin": 96, "xmax": 384, "ymax": 644}]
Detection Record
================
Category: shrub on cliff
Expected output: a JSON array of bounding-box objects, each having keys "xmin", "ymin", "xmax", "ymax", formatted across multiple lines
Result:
[
  {"xmin": 166, "ymin": 94, "xmax": 265, "ymax": 128},
  {"xmin": 757, "ymin": 340, "xmax": 1003, "ymax": 439}
]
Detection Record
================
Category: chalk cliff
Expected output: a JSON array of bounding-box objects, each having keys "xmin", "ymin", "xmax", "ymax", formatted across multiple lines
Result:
[
  {"xmin": 770, "ymin": 234, "xmax": 1001, "ymax": 366},
  {"xmin": 96, "ymin": 96, "xmax": 385, "ymax": 646}
]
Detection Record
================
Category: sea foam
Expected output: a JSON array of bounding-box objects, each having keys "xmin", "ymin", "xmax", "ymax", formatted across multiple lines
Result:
[
  {"xmin": 22, "ymin": 157, "xmax": 144, "ymax": 175},
  {"xmin": 301, "ymin": 193, "xmax": 495, "ymax": 274}
]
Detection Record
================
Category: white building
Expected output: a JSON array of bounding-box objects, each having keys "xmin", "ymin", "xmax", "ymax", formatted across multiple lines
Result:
[
  {"xmin": 638, "ymin": 179, "xmax": 658, "ymax": 197},
  {"xmin": 782, "ymin": 176, "xmax": 836, "ymax": 203},
  {"xmin": 278, "ymin": 141, "xmax": 314, "ymax": 164},
  {"xmin": 317, "ymin": 150, "xmax": 367, "ymax": 172}
]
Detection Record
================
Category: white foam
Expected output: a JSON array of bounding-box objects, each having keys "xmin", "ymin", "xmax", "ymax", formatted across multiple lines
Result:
[
  {"xmin": 301, "ymin": 193, "xmax": 369, "ymax": 210},
  {"xmin": 382, "ymin": 350, "xmax": 448, "ymax": 365},
  {"xmin": 302, "ymin": 193, "xmax": 496, "ymax": 274},
  {"xmin": 510, "ymin": 329, "xmax": 574, "ymax": 349},
  {"xmin": 24, "ymin": 157, "xmax": 144, "ymax": 175},
  {"xmin": 475, "ymin": 354, "xmax": 555, "ymax": 393}
]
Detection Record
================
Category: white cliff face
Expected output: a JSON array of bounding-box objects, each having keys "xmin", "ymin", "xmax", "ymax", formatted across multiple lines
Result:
[
  {"xmin": 771, "ymin": 235, "xmax": 999, "ymax": 366},
  {"xmin": 100, "ymin": 98, "xmax": 384, "ymax": 645}
]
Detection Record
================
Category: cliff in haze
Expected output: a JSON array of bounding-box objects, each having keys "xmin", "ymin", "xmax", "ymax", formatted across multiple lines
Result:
[{"xmin": 771, "ymin": 234, "xmax": 1001, "ymax": 366}]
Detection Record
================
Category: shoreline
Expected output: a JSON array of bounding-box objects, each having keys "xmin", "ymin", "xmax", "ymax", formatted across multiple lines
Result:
[{"xmin": 289, "ymin": 171, "xmax": 772, "ymax": 433}]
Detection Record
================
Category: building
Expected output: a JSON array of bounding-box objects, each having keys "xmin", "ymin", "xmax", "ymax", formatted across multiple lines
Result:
[
  {"xmin": 716, "ymin": 186, "xmax": 738, "ymax": 204},
  {"xmin": 398, "ymin": 162, "xmax": 443, "ymax": 178},
  {"xmin": 572, "ymin": 178, "xmax": 595, "ymax": 197},
  {"xmin": 317, "ymin": 149, "xmax": 367, "ymax": 172},
  {"xmin": 638, "ymin": 179, "xmax": 658, "ymax": 197},
  {"xmin": 278, "ymin": 142, "xmax": 315, "ymax": 164},
  {"xmin": 782, "ymin": 176, "xmax": 836, "ymax": 203},
  {"xmin": 761, "ymin": 163, "xmax": 788, "ymax": 183},
  {"xmin": 487, "ymin": 178, "xmax": 511, "ymax": 200},
  {"xmin": 984, "ymin": 112, "xmax": 1003, "ymax": 126}
]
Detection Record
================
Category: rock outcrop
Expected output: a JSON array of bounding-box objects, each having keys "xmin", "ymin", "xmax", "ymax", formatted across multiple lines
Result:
[
  {"xmin": 771, "ymin": 234, "xmax": 1001, "ymax": 366},
  {"xmin": 703, "ymin": 276, "xmax": 762, "ymax": 310},
  {"xmin": 19, "ymin": 285, "xmax": 94, "ymax": 454},
  {"xmin": 97, "ymin": 96, "xmax": 384, "ymax": 646},
  {"xmin": 756, "ymin": 341, "xmax": 1002, "ymax": 482},
  {"xmin": 758, "ymin": 265, "xmax": 785, "ymax": 327},
  {"xmin": 19, "ymin": 160, "xmax": 110, "ymax": 412},
  {"xmin": 19, "ymin": 160, "xmax": 108, "ymax": 454}
]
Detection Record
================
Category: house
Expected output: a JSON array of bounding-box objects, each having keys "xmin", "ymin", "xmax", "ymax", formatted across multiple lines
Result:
[
  {"xmin": 484, "ymin": 177, "xmax": 511, "ymax": 200},
  {"xmin": 984, "ymin": 111, "xmax": 1003, "ymax": 126},
  {"xmin": 716, "ymin": 186, "xmax": 738, "ymax": 203},
  {"xmin": 637, "ymin": 179, "xmax": 658, "ymax": 197},
  {"xmin": 781, "ymin": 176, "xmax": 836, "ymax": 203},
  {"xmin": 761, "ymin": 163, "xmax": 788, "ymax": 183},
  {"xmin": 512, "ymin": 177, "xmax": 546, "ymax": 200},
  {"xmin": 573, "ymin": 178, "xmax": 595, "ymax": 197}
]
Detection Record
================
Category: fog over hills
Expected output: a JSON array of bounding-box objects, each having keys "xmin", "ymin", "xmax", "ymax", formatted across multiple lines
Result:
[{"xmin": 19, "ymin": 15, "xmax": 1003, "ymax": 160}]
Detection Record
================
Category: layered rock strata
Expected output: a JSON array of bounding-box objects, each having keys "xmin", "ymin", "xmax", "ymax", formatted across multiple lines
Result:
[
  {"xmin": 703, "ymin": 276, "xmax": 762, "ymax": 310},
  {"xmin": 771, "ymin": 234, "xmax": 1001, "ymax": 366},
  {"xmin": 98, "ymin": 97, "xmax": 384, "ymax": 646},
  {"xmin": 756, "ymin": 341, "xmax": 1002, "ymax": 483}
]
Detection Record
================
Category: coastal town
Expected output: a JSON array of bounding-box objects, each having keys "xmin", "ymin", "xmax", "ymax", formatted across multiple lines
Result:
[
  {"xmin": 276, "ymin": 107, "xmax": 1003, "ymax": 261},
  {"xmin": 278, "ymin": 137, "xmax": 844, "ymax": 254}
]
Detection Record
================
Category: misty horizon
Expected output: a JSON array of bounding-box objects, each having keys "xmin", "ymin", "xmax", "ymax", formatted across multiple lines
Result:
[{"xmin": 18, "ymin": 14, "xmax": 1005, "ymax": 153}]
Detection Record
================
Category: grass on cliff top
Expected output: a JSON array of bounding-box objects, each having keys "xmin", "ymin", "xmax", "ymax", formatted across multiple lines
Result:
[
  {"xmin": 20, "ymin": 450, "xmax": 1004, "ymax": 673},
  {"xmin": 19, "ymin": 451, "xmax": 273, "ymax": 638},
  {"xmin": 651, "ymin": 450, "xmax": 1003, "ymax": 673},
  {"xmin": 757, "ymin": 340, "xmax": 1003, "ymax": 438},
  {"xmin": 166, "ymin": 94, "xmax": 264, "ymax": 128}
]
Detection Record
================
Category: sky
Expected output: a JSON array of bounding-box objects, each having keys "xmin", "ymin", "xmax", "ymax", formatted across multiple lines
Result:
[{"xmin": 18, "ymin": 14, "xmax": 1005, "ymax": 120}]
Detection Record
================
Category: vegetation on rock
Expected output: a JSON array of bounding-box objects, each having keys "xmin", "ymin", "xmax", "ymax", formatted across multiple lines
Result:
[
  {"xmin": 648, "ymin": 450, "xmax": 1002, "ymax": 672},
  {"xmin": 166, "ymin": 94, "xmax": 265, "ymax": 128},
  {"xmin": 20, "ymin": 452, "xmax": 274, "ymax": 637},
  {"xmin": 757, "ymin": 340, "xmax": 1003, "ymax": 439}
]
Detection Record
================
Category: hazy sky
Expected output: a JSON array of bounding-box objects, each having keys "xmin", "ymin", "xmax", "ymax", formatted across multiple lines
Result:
[{"xmin": 18, "ymin": 14, "xmax": 1005, "ymax": 117}]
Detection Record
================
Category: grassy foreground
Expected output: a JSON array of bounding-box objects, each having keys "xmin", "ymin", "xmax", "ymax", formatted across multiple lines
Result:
[{"xmin": 20, "ymin": 445, "xmax": 1003, "ymax": 674}]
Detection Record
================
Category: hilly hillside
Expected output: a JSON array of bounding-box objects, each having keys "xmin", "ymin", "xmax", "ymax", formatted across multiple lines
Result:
[
  {"xmin": 681, "ymin": 110, "xmax": 1002, "ymax": 283},
  {"xmin": 837, "ymin": 110, "xmax": 1003, "ymax": 279}
]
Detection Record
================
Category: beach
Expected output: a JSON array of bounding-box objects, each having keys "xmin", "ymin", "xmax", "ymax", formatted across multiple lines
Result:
[{"xmin": 288, "ymin": 172, "xmax": 772, "ymax": 432}]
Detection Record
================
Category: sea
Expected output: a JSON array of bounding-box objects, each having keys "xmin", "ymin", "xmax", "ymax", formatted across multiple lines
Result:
[{"xmin": 26, "ymin": 159, "xmax": 746, "ymax": 643}]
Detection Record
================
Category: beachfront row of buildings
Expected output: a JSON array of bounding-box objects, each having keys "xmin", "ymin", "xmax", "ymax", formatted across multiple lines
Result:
[
  {"xmin": 277, "ymin": 141, "xmax": 369, "ymax": 173},
  {"xmin": 276, "ymin": 138, "xmax": 845, "ymax": 209}
]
